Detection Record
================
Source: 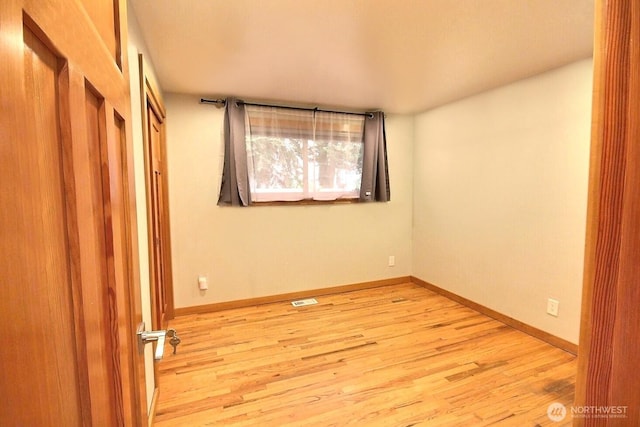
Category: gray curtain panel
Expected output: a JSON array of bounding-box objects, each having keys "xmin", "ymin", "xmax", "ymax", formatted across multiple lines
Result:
[
  {"xmin": 218, "ymin": 98, "xmax": 251, "ymax": 206},
  {"xmin": 359, "ymin": 112, "xmax": 390, "ymax": 202}
]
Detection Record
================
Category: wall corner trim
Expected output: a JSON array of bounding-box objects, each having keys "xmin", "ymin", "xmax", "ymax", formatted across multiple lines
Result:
[
  {"xmin": 171, "ymin": 275, "xmax": 577, "ymax": 355},
  {"xmin": 410, "ymin": 276, "xmax": 578, "ymax": 355},
  {"xmin": 174, "ymin": 276, "xmax": 412, "ymax": 316}
]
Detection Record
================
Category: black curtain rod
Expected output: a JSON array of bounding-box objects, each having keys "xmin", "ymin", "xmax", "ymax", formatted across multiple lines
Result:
[
  {"xmin": 199, "ymin": 98, "xmax": 375, "ymax": 118},
  {"xmin": 200, "ymin": 98, "xmax": 226, "ymax": 105}
]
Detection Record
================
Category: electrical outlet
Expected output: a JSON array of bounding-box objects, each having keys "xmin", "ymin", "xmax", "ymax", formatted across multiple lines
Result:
[
  {"xmin": 388, "ymin": 255, "xmax": 395, "ymax": 267},
  {"xmin": 198, "ymin": 275, "xmax": 208, "ymax": 290},
  {"xmin": 547, "ymin": 298, "xmax": 559, "ymax": 317}
]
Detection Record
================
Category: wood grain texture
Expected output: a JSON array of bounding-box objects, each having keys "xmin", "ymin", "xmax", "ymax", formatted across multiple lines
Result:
[
  {"xmin": 84, "ymin": 83, "xmax": 119, "ymax": 427},
  {"xmin": 140, "ymin": 54, "xmax": 175, "ymax": 325},
  {"xmin": 2, "ymin": 0, "xmax": 146, "ymax": 424},
  {"xmin": 155, "ymin": 283, "xmax": 576, "ymax": 426},
  {"xmin": 411, "ymin": 277, "xmax": 578, "ymax": 355},
  {"xmin": 149, "ymin": 105, "xmax": 169, "ymax": 327},
  {"xmin": 610, "ymin": 0, "xmax": 640, "ymax": 416},
  {"xmin": 78, "ymin": 0, "xmax": 117, "ymax": 63},
  {"xmin": 0, "ymin": 21, "xmax": 84, "ymax": 425},
  {"xmin": 575, "ymin": 0, "xmax": 640, "ymax": 425},
  {"xmin": 105, "ymin": 106, "xmax": 137, "ymax": 425},
  {"xmin": 22, "ymin": 0, "xmax": 128, "ymax": 111}
]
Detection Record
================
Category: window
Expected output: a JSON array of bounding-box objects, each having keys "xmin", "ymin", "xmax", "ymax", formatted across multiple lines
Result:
[
  {"xmin": 217, "ymin": 98, "xmax": 389, "ymax": 206},
  {"xmin": 245, "ymin": 105, "xmax": 365, "ymax": 202}
]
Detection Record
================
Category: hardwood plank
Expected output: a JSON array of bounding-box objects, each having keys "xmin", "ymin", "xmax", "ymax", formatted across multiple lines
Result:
[
  {"xmin": 154, "ymin": 283, "xmax": 575, "ymax": 425},
  {"xmin": 411, "ymin": 276, "xmax": 578, "ymax": 354}
]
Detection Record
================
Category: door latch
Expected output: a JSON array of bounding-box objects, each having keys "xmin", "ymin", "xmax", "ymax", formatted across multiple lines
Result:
[{"xmin": 137, "ymin": 322, "xmax": 166, "ymax": 360}]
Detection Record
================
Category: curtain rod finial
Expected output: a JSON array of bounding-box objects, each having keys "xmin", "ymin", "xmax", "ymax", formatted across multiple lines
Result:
[{"xmin": 200, "ymin": 98, "xmax": 226, "ymax": 108}]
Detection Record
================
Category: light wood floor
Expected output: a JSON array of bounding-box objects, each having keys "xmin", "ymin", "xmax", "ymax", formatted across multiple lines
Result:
[{"xmin": 154, "ymin": 283, "xmax": 576, "ymax": 426}]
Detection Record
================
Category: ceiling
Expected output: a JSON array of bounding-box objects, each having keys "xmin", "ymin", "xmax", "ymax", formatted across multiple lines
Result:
[{"xmin": 130, "ymin": 0, "xmax": 594, "ymax": 114}]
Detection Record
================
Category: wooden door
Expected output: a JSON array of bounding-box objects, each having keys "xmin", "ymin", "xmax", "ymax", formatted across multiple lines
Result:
[
  {"xmin": 149, "ymin": 107, "xmax": 168, "ymax": 327},
  {"xmin": 141, "ymin": 60, "xmax": 174, "ymax": 330},
  {"xmin": 0, "ymin": 0, "xmax": 147, "ymax": 425},
  {"xmin": 575, "ymin": 0, "xmax": 640, "ymax": 425}
]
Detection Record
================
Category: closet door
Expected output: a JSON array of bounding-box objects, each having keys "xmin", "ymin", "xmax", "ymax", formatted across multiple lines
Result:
[{"xmin": 0, "ymin": 0, "xmax": 147, "ymax": 425}]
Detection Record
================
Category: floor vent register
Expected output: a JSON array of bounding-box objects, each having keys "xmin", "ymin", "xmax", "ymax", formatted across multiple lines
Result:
[{"xmin": 291, "ymin": 298, "xmax": 318, "ymax": 307}]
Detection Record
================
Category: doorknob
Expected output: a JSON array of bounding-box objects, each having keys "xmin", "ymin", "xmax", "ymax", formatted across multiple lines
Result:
[{"xmin": 137, "ymin": 322, "xmax": 167, "ymax": 360}]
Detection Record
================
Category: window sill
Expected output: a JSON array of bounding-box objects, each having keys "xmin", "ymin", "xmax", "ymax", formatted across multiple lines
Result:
[{"xmin": 250, "ymin": 198, "xmax": 361, "ymax": 207}]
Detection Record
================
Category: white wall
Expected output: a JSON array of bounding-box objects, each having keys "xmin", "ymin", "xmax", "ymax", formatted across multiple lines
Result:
[
  {"xmin": 412, "ymin": 59, "xmax": 593, "ymax": 344},
  {"xmin": 158, "ymin": 59, "xmax": 591, "ymax": 346},
  {"xmin": 164, "ymin": 93, "xmax": 414, "ymax": 308},
  {"xmin": 127, "ymin": 2, "xmax": 161, "ymax": 413}
]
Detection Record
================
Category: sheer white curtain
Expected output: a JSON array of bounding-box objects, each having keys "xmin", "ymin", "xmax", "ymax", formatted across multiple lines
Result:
[
  {"xmin": 311, "ymin": 111, "xmax": 364, "ymax": 200},
  {"xmin": 245, "ymin": 105, "xmax": 314, "ymax": 201},
  {"xmin": 244, "ymin": 106, "xmax": 365, "ymax": 202}
]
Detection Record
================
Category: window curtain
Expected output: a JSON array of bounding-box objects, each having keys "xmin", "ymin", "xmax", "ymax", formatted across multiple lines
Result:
[
  {"xmin": 219, "ymin": 100, "xmax": 389, "ymax": 205},
  {"xmin": 245, "ymin": 105, "xmax": 315, "ymax": 202},
  {"xmin": 244, "ymin": 106, "xmax": 365, "ymax": 202},
  {"xmin": 312, "ymin": 111, "xmax": 365, "ymax": 201},
  {"xmin": 218, "ymin": 98, "xmax": 251, "ymax": 206},
  {"xmin": 360, "ymin": 112, "xmax": 390, "ymax": 202}
]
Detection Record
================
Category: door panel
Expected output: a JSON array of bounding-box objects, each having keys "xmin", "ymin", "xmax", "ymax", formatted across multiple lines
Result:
[
  {"xmin": 83, "ymin": 86, "xmax": 119, "ymax": 426},
  {"xmin": 141, "ymin": 63, "xmax": 174, "ymax": 332},
  {"xmin": 1, "ymin": 1, "xmax": 146, "ymax": 425},
  {"xmin": 110, "ymin": 109, "xmax": 137, "ymax": 422},
  {"xmin": 149, "ymin": 107, "xmax": 168, "ymax": 328},
  {"xmin": 1, "ymin": 23, "xmax": 85, "ymax": 426},
  {"xmin": 78, "ymin": 0, "xmax": 119, "ymax": 63}
]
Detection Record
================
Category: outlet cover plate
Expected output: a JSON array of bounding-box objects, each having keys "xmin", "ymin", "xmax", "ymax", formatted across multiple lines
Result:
[{"xmin": 547, "ymin": 298, "xmax": 559, "ymax": 317}]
